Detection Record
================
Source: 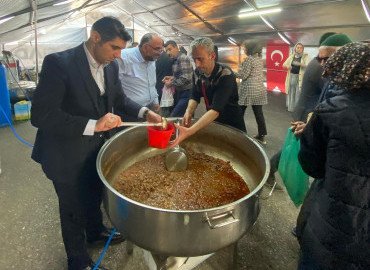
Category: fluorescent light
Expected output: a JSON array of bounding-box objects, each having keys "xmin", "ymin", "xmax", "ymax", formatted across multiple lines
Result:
[
  {"xmin": 5, "ymin": 41, "xmax": 18, "ymax": 46},
  {"xmin": 278, "ymin": 32, "xmax": 290, "ymax": 45},
  {"xmin": 0, "ymin": 16, "xmax": 14, "ymax": 25},
  {"xmin": 239, "ymin": 8, "xmax": 254, "ymax": 13},
  {"xmin": 260, "ymin": 16, "xmax": 275, "ymax": 30},
  {"xmin": 21, "ymin": 34, "xmax": 32, "ymax": 40},
  {"xmin": 361, "ymin": 0, "xmax": 370, "ymax": 22},
  {"xmin": 53, "ymin": 0, "xmax": 73, "ymax": 6},
  {"xmin": 239, "ymin": 8, "xmax": 281, "ymax": 18},
  {"xmin": 228, "ymin": 37, "xmax": 237, "ymax": 45}
]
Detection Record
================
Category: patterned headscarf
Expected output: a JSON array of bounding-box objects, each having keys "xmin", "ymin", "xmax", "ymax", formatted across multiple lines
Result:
[{"xmin": 323, "ymin": 42, "xmax": 370, "ymax": 90}]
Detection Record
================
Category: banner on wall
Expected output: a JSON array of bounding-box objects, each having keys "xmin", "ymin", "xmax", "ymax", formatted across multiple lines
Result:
[{"xmin": 266, "ymin": 44, "xmax": 290, "ymax": 93}]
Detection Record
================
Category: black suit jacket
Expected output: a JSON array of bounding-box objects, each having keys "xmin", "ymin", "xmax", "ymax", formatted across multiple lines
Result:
[
  {"xmin": 31, "ymin": 43, "xmax": 141, "ymax": 181},
  {"xmin": 155, "ymin": 52, "xmax": 173, "ymax": 97}
]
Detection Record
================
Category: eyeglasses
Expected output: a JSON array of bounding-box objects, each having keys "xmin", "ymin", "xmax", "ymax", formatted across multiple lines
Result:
[
  {"xmin": 146, "ymin": 43, "xmax": 164, "ymax": 52},
  {"xmin": 316, "ymin": 56, "xmax": 329, "ymax": 63}
]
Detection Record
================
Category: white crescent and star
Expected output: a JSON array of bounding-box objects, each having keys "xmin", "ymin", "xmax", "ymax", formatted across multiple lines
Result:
[
  {"xmin": 270, "ymin": 49, "xmax": 284, "ymax": 67},
  {"xmin": 270, "ymin": 49, "xmax": 284, "ymax": 61}
]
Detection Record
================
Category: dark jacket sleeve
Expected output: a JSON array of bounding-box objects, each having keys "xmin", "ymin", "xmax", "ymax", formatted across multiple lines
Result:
[
  {"xmin": 298, "ymin": 112, "xmax": 327, "ymax": 178},
  {"xmin": 31, "ymin": 54, "xmax": 88, "ymax": 138}
]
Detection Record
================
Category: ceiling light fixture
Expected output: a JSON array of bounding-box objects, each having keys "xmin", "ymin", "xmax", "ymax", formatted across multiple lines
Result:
[
  {"xmin": 361, "ymin": 0, "xmax": 370, "ymax": 22},
  {"xmin": 228, "ymin": 37, "xmax": 237, "ymax": 46},
  {"xmin": 5, "ymin": 41, "xmax": 18, "ymax": 46},
  {"xmin": 239, "ymin": 8, "xmax": 254, "ymax": 13},
  {"xmin": 278, "ymin": 32, "xmax": 290, "ymax": 45},
  {"xmin": 19, "ymin": 34, "xmax": 33, "ymax": 41},
  {"xmin": 260, "ymin": 16, "xmax": 275, "ymax": 30},
  {"xmin": 238, "ymin": 8, "xmax": 282, "ymax": 18},
  {"xmin": 53, "ymin": 0, "xmax": 73, "ymax": 6},
  {"xmin": 0, "ymin": 16, "xmax": 14, "ymax": 25}
]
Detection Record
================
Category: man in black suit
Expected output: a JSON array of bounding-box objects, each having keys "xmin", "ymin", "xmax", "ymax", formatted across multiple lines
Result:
[
  {"xmin": 31, "ymin": 17, "xmax": 161, "ymax": 270},
  {"xmin": 155, "ymin": 51, "xmax": 173, "ymax": 101}
]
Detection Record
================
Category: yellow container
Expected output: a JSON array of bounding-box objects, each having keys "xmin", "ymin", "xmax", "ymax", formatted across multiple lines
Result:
[{"xmin": 14, "ymin": 100, "xmax": 31, "ymax": 121}]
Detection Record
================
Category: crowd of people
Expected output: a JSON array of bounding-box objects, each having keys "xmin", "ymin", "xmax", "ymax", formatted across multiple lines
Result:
[{"xmin": 30, "ymin": 15, "xmax": 369, "ymax": 270}]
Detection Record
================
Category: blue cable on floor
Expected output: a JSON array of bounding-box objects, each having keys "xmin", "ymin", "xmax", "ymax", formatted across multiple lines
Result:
[
  {"xmin": 93, "ymin": 228, "xmax": 117, "ymax": 270},
  {"xmin": 2, "ymin": 103, "xmax": 115, "ymax": 268},
  {"xmin": 0, "ymin": 105, "xmax": 34, "ymax": 148}
]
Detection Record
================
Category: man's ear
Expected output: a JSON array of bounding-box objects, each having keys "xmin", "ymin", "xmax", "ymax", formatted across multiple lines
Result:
[
  {"xmin": 90, "ymin": 30, "xmax": 101, "ymax": 44},
  {"xmin": 210, "ymin": 51, "xmax": 216, "ymax": 60}
]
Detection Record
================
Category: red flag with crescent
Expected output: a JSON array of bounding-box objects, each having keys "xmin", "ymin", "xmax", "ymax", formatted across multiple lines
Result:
[{"xmin": 266, "ymin": 44, "xmax": 290, "ymax": 93}]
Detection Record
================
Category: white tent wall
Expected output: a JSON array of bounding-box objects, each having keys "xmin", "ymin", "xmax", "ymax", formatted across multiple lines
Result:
[
  {"xmin": 0, "ymin": 0, "xmax": 369, "ymax": 76},
  {"xmin": 5, "ymin": 27, "xmax": 87, "ymax": 69},
  {"xmin": 1, "ymin": 8, "xmax": 149, "ymax": 71}
]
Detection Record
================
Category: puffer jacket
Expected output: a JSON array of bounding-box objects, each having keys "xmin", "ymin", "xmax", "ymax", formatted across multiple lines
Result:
[{"xmin": 297, "ymin": 87, "xmax": 370, "ymax": 270}]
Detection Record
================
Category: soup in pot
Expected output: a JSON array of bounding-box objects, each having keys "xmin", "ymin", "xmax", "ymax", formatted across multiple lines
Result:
[{"xmin": 113, "ymin": 149, "xmax": 250, "ymax": 210}]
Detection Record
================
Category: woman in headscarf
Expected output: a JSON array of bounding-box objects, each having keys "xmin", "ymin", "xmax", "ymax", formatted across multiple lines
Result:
[
  {"xmin": 296, "ymin": 42, "xmax": 370, "ymax": 270},
  {"xmin": 236, "ymin": 40, "xmax": 268, "ymax": 144},
  {"xmin": 283, "ymin": 43, "xmax": 309, "ymax": 112}
]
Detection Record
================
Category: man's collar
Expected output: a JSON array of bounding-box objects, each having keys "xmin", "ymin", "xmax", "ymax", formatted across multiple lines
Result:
[
  {"xmin": 208, "ymin": 62, "xmax": 219, "ymax": 79},
  {"xmin": 136, "ymin": 47, "xmax": 146, "ymax": 63},
  {"xmin": 83, "ymin": 42, "xmax": 108, "ymax": 68},
  {"xmin": 197, "ymin": 63, "xmax": 218, "ymax": 80}
]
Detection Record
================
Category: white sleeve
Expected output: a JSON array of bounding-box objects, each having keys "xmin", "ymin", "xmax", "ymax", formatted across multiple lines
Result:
[{"xmin": 83, "ymin": 119, "xmax": 97, "ymax": 136}]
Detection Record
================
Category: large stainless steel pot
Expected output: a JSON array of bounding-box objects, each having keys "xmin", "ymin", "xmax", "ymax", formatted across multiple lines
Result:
[{"xmin": 97, "ymin": 122, "xmax": 270, "ymax": 257}]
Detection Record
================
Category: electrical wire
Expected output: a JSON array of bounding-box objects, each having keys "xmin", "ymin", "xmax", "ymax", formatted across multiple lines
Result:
[
  {"xmin": 92, "ymin": 228, "xmax": 117, "ymax": 270},
  {"xmin": 2, "ymin": 52, "xmax": 115, "ymax": 268},
  {"xmin": 0, "ymin": 53, "xmax": 34, "ymax": 148},
  {"xmin": 0, "ymin": 105, "xmax": 34, "ymax": 148}
]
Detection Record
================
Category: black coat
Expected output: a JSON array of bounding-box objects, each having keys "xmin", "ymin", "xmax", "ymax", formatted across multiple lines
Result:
[
  {"xmin": 155, "ymin": 52, "xmax": 173, "ymax": 99},
  {"xmin": 293, "ymin": 58, "xmax": 325, "ymax": 122},
  {"xmin": 298, "ymin": 88, "xmax": 370, "ymax": 270},
  {"xmin": 31, "ymin": 43, "xmax": 141, "ymax": 181}
]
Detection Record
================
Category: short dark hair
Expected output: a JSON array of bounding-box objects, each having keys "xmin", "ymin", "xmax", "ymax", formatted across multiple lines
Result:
[
  {"xmin": 164, "ymin": 40, "xmax": 177, "ymax": 48},
  {"xmin": 92, "ymin": 16, "xmax": 131, "ymax": 43}
]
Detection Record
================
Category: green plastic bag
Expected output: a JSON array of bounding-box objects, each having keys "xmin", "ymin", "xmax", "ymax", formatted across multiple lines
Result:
[{"xmin": 278, "ymin": 128, "xmax": 309, "ymax": 206}]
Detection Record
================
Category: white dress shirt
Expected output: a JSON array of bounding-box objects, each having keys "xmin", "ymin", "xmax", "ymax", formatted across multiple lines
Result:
[
  {"xmin": 82, "ymin": 43, "xmax": 148, "ymax": 135},
  {"xmin": 83, "ymin": 43, "xmax": 106, "ymax": 135}
]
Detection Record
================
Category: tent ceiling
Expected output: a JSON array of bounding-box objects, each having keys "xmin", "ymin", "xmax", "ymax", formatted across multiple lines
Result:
[{"xmin": 0, "ymin": 0, "xmax": 369, "ymax": 46}]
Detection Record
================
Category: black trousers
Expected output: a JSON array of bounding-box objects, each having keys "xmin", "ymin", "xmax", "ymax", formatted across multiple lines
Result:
[
  {"xmin": 270, "ymin": 150, "xmax": 282, "ymax": 176},
  {"xmin": 240, "ymin": 105, "xmax": 267, "ymax": 136},
  {"xmin": 52, "ymin": 169, "xmax": 105, "ymax": 270}
]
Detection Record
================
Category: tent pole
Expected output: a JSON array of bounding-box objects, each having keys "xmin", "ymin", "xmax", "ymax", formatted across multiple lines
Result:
[
  {"xmin": 31, "ymin": 0, "xmax": 39, "ymax": 84},
  {"xmin": 238, "ymin": 46, "xmax": 241, "ymax": 66},
  {"xmin": 132, "ymin": 15, "xmax": 135, "ymax": 42},
  {"xmin": 85, "ymin": 14, "xmax": 89, "ymax": 39}
]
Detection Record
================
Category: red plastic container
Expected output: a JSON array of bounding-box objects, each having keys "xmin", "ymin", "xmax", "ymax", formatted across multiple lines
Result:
[{"xmin": 147, "ymin": 123, "xmax": 175, "ymax": 149}]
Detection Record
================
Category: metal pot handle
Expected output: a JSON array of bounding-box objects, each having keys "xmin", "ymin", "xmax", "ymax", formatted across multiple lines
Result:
[{"xmin": 205, "ymin": 211, "xmax": 239, "ymax": 229}]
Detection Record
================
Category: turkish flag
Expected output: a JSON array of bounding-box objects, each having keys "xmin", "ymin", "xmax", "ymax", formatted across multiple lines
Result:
[{"xmin": 266, "ymin": 44, "xmax": 290, "ymax": 93}]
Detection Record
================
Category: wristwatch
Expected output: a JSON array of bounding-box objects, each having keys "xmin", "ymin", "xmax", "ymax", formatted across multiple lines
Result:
[{"xmin": 143, "ymin": 109, "xmax": 150, "ymax": 119}]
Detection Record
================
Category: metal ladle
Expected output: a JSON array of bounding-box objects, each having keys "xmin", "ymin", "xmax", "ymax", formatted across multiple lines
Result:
[
  {"xmin": 164, "ymin": 119, "xmax": 188, "ymax": 172},
  {"xmin": 120, "ymin": 117, "xmax": 168, "ymax": 129}
]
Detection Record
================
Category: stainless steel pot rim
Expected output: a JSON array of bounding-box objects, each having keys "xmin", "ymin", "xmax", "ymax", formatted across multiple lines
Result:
[{"xmin": 97, "ymin": 124, "xmax": 270, "ymax": 214}]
